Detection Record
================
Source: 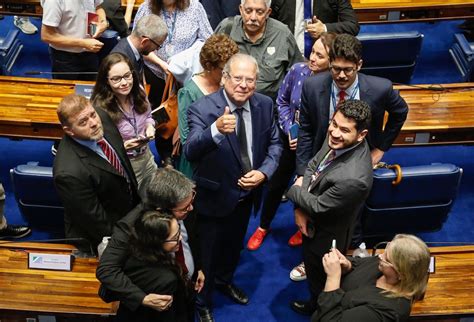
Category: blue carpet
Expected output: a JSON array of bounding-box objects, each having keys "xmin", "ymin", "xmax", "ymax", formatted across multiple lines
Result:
[{"xmin": 1, "ymin": 15, "xmax": 473, "ymax": 322}]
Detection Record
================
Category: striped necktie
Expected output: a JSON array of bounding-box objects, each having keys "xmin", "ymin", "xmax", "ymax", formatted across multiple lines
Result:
[{"xmin": 97, "ymin": 138, "xmax": 125, "ymax": 177}]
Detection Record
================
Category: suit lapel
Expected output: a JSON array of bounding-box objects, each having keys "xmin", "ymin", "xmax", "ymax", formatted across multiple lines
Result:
[
  {"xmin": 250, "ymin": 96, "xmax": 262, "ymax": 167},
  {"xmin": 320, "ymin": 76, "xmax": 332, "ymax": 125},
  {"xmin": 358, "ymin": 74, "xmax": 372, "ymax": 104},
  {"xmin": 308, "ymin": 142, "xmax": 330, "ymax": 191}
]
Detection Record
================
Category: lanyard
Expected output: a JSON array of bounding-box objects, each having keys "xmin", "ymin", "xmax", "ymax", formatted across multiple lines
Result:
[
  {"xmin": 117, "ymin": 100, "xmax": 139, "ymax": 137},
  {"xmin": 163, "ymin": 9, "xmax": 177, "ymax": 43}
]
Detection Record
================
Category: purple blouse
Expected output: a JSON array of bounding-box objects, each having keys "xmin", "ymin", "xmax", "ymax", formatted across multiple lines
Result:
[
  {"xmin": 116, "ymin": 103, "xmax": 154, "ymax": 143},
  {"xmin": 277, "ymin": 62, "xmax": 312, "ymax": 135}
]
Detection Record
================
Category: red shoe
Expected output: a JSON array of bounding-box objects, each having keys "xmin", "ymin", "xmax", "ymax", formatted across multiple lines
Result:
[
  {"xmin": 247, "ymin": 227, "xmax": 269, "ymax": 251},
  {"xmin": 288, "ymin": 230, "xmax": 302, "ymax": 247}
]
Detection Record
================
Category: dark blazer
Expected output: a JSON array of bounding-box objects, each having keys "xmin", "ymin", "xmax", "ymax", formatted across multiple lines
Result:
[
  {"xmin": 102, "ymin": 0, "xmax": 130, "ymax": 38},
  {"xmin": 289, "ymin": 140, "xmax": 373, "ymax": 254},
  {"xmin": 296, "ymin": 72, "xmax": 408, "ymax": 175},
  {"xmin": 111, "ymin": 37, "xmax": 144, "ymax": 81},
  {"xmin": 116, "ymin": 256, "xmax": 190, "ymax": 322},
  {"xmin": 183, "ymin": 89, "xmax": 282, "ymax": 217},
  {"xmin": 96, "ymin": 203, "xmax": 202, "ymax": 311},
  {"xmin": 271, "ymin": 0, "xmax": 360, "ymax": 36},
  {"xmin": 53, "ymin": 108, "xmax": 139, "ymax": 251}
]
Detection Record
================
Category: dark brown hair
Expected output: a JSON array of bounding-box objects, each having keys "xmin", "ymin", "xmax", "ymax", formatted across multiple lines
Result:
[
  {"xmin": 91, "ymin": 53, "xmax": 149, "ymax": 123},
  {"xmin": 150, "ymin": 0, "xmax": 190, "ymax": 14}
]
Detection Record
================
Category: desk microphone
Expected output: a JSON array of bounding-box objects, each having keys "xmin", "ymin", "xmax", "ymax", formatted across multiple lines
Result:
[
  {"xmin": 24, "ymin": 71, "xmax": 98, "ymax": 76},
  {"xmin": 0, "ymin": 237, "xmax": 95, "ymax": 257}
]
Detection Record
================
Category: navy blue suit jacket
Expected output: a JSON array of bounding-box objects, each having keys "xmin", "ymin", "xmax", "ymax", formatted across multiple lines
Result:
[
  {"xmin": 296, "ymin": 72, "xmax": 408, "ymax": 175},
  {"xmin": 184, "ymin": 89, "xmax": 282, "ymax": 217},
  {"xmin": 111, "ymin": 38, "xmax": 144, "ymax": 81}
]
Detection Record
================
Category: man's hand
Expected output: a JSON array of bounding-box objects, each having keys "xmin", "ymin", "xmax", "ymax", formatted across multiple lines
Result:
[
  {"xmin": 216, "ymin": 106, "xmax": 236, "ymax": 134},
  {"xmin": 83, "ymin": 38, "xmax": 104, "ymax": 53},
  {"xmin": 293, "ymin": 176, "xmax": 303, "ymax": 187},
  {"xmin": 371, "ymin": 148, "xmax": 385, "ymax": 167},
  {"xmin": 294, "ymin": 208, "xmax": 309, "ymax": 236},
  {"xmin": 238, "ymin": 170, "xmax": 266, "ymax": 190},
  {"xmin": 322, "ymin": 249, "xmax": 343, "ymax": 292},
  {"xmin": 194, "ymin": 270, "xmax": 205, "ymax": 293},
  {"xmin": 306, "ymin": 16, "xmax": 326, "ymax": 39},
  {"xmin": 142, "ymin": 294, "xmax": 173, "ymax": 311},
  {"xmin": 289, "ymin": 136, "xmax": 297, "ymax": 150},
  {"xmin": 92, "ymin": 21, "xmax": 107, "ymax": 39}
]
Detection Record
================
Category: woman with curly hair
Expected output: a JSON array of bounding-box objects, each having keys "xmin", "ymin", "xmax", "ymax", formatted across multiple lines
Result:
[
  {"xmin": 116, "ymin": 210, "xmax": 194, "ymax": 321},
  {"xmin": 313, "ymin": 234, "xmax": 431, "ymax": 322},
  {"xmin": 176, "ymin": 34, "xmax": 239, "ymax": 178},
  {"xmin": 91, "ymin": 52, "xmax": 157, "ymax": 189}
]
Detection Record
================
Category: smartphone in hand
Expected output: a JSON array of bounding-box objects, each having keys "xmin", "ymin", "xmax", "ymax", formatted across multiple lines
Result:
[{"xmin": 289, "ymin": 123, "xmax": 299, "ymax": 141}]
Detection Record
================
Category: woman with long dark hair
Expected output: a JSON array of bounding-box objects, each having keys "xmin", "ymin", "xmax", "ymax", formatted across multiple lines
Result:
[
  {"xmin": 116, "ymin": 210, "xmax": 193, "ymax": 321},
  {"xmin": 92, "ymin": 52, "xmax": 157, "ymax": 188}
]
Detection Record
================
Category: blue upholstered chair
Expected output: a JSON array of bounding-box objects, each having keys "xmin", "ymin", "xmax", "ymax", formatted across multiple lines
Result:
[
  {"xmin": 362, "ymin": 163, "xmax": 462, "ymax": 241},
  {"xmin": 0, "ymin": 29, "xmax": 23, "ymax": 75},
  {"xmin": 357, "ymin": 31, "xmax": 424, "ymax": 84},
  {"xmin": 449, "ymin": 33, "xmax": 474, "ymax": 82}
]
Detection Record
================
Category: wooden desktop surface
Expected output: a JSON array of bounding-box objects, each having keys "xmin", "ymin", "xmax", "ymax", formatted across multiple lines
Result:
[
  {"xmin": 1, "ymin": 0, "xmax": 474, "ymax": 23},
  {"xmin": 0, "ymin": 242, "xmax": 116, "ymax": 318}
]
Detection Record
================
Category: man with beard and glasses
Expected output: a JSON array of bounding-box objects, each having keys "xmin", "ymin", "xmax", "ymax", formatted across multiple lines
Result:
[
  {"xmin": 53, "ymin": 94, "xmax": 140, "ymax": 253},
  {"xmin": 215, "ymin": 0, "xmax": 303, "ymax": 101},
  {"xmin": 111, "ymin": 14, "xmax": 168, "ymax": 85},
  {"xmin": 288, "ymin": 100, "xmax": 373, "ymax": 316}
]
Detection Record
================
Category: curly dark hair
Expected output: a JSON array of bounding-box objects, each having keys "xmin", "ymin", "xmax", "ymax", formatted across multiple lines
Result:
[
  {"xmin": 91, "ymin": 53, "xmax": 149, "ymax": 124},
  {"xmin": 329, "ymin": 33, "xmax": 363, "ymax": 65},
  {"xmin": 150, "ymin": 0, "xmax": 190, "ymax": 14},
  {"xmin": 200, "ymin": 34, "xmax": 239, "ymax": 71},
  {"xmin": 337, "ymin": 99, "xmax": 372, "ymax": 132}
]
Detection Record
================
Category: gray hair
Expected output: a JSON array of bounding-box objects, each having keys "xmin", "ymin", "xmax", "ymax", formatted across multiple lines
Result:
[
  {"xmin": 145, "ymin": 168, "xmax": 195, "ymax": 210},
  {"xmin": 222, "ymin": 53, "xmax": 259, "ymax": 77},
  {"xmin": 132, "ymin": 14, "xmax": 168, "ymax": 41},
  {"xmin": 240, "ymin": 0, "xmax": 271, "ymax": 7}
]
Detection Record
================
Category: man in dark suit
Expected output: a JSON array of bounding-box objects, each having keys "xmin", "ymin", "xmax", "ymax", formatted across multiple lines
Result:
[
  {"xmin": 96, "ymin": 168, "xmax": 207, "ymax": 321},
  {"xmin": 287, "ymin": 100, "xmax": 374, "ymax": 315},
  {"xmin": 296, "ymin": 33, "xmax": 408, "ymax": 176},
  {"xmin": 271, "ymin": 0, "xmax": 359, "ymax": 56},
  {"xmin": 184, "ymin": 53, "xmax": 282, "ymax": 315},
  {"xmin": 53, "ymin": 94, "xmax": 139, "ymax": 252},
  {"xmin": 111, "ymin": 14, "xmax": 167, "ymax": 84}
]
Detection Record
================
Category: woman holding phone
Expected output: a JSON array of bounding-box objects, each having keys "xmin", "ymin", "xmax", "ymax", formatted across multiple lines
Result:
[{"xmin": 92, "ymin": 52, "xmax": 157, "ymax": 189}]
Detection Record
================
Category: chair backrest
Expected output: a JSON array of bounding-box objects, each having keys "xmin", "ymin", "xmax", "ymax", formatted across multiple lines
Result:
[
  {"xmin": 358, "ymin": 31, "xmax": 424, "ymax": 83},
  {"xmin": 0, "ymin": 29, "xmax": 23, "ymax": 75},
  {"xmin": 449, "ymin": 33, "xmax": 474, "ymax": 82},
  {"xmin": 10, "ymin": 162, "xmax": 64, "ymax": 235},
  {"xmin": 362, "ymin": 163, "xmax": 462, "ymax": 239}
]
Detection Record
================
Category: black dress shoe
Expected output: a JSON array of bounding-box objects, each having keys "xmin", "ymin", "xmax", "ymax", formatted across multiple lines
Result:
[
  {"xmin": 216, "ymin": 283, "xmax": 249, "ymax": 305},
  {"xmin": 197, "ymin": 307, "xmax": 215, "ymax": 322},
  {"xmin": 290, "ymin": 300, "xmax": 315, "ymax": 316},
  {"xmin": 0, "ymin": 225, "xmax": 31, "ymax": 239}
]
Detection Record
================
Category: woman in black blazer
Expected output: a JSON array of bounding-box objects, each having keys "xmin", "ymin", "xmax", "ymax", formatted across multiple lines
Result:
[{"xmin": 116, "ymin": 210, "xmax": 193, "ymax": 322}]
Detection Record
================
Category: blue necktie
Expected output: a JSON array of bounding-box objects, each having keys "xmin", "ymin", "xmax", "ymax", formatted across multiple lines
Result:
[{"xmin": 304, "ymin": 0, "xmax": 313, "ymax": 58}]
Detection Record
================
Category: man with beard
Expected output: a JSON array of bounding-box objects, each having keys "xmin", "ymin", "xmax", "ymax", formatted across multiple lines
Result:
[
  {"xmin": 288, "ymin": 100, "xmax": 374, "ymax": 316},
  {"xmin": 215, "ymin": 0, "xmax": 303, "ymax": 101},
  {"xmin": 111, "ymin": 14, "xmax": 168, "ymax": 84},
  {"xmin": 53, "ymin": 94, "xmax": 140, "ymax": 253}
]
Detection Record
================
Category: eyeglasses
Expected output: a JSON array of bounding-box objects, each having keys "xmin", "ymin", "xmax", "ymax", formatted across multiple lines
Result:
[
  {"xmin": 143, "ymin": 35, "xmax": 163, "ymax": 49},
  {"xmin": 330, "ymin": 65, "xmax": 357, "ymax": 76},
  {"xmin": 164, "ymin": 222, "xmax": 181, "ymax": 243},
  {"xmin": 224, "ymin": 72, "xmax": 256, "ymax": 85},
  {"xmin": 172, "ymin": 190, "xmax": 196, "ymax": 214},
  {"xmin": 108, "ymin": 71, "xmax": 133, "ymax": 84}
]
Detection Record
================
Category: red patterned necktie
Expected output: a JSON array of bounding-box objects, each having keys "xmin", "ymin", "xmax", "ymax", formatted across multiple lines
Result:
[
  {"xmin": 175, "ymin": 241, "xmax": 188, "ymax": 275},
  {"xmin": 337, "ymin": 90, "xmax": 347, "ymax": 108},
  {"xmin": 97, "ymin": 138, "xmax": 125, "ymax": 176}
]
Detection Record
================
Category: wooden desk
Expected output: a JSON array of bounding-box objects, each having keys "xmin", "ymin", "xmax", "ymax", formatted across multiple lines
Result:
[
  {"xmin": 0, "ymin": 242, "xmax": 116, "ymax": 320},
  {"xmin": 392, "ymin": 83, "xmax": 474, "ymax": 146},
  {"xmin": 352, "ymin": 0, "xmax": 474, "ymax": 23},
  {"xmin": 410, "ymin": 246, "xmax": 474, "ymax": 319},
  {"xmin": 2, "ymin": 0, "xmax": 474, "ymax": 23},
  {"xmin": 0, "ymin": 76, "xmax": 93, "ymax": 140}
]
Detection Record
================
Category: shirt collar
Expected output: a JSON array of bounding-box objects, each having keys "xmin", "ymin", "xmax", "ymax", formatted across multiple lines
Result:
[
  {"xmin": 332, "ymin": 74, "xmax": 359, "ymax": 97},
  {"xmin": 126, "ymin": 36, "xmax": 141, "ymax": 62},
  {"xmin": 72, "ymin": 136, "xmax": 100, "ymax": 150},
  {"xmin": 334, "ymin": 139, "xmax": 362, "ymax": 158}
]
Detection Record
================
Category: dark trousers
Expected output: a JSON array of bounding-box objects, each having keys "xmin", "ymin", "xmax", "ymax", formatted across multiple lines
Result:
[
  {"xmin": 302, "ymin": 236, "xmax": 326, "ymax": 309},
  {"xmin": 49, "ymin": 47, "xmax": 98, "ymax": 81},
  {"xmin": 196, "ymin": 196, "xmax": 253, "ymax": 308},
  {"xmin": 260, "ymin": 129, "xmax": 296, "ymax": 229}
]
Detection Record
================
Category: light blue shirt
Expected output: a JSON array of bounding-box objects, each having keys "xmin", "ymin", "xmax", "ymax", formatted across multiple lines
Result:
[
  {"xmin": 72, "ymin": 137, "xmax": 107, "ymax": 160},
  {"xmin": 329, "ymin": 75, "xmax": 360, "ymax": 121},
  {"xmin": 179, "ymin": 220, "xmax": 195, "ymax": 278}
]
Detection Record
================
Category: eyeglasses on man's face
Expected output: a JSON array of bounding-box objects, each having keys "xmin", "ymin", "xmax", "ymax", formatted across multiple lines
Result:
[
  {"xmin": 143, "ymin": 35, "xmax": 163, "ymax": 50},
  {"xmin": 224, "ymin": 71, "xmax": 256, "ymax": 86},
  {"xmin": 172, "ymin": 190, "xmax": 196, "ymax": 214},
  {"xmin": 330, "ymin": 65, "xmax": 357, "ymax": 76}
]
